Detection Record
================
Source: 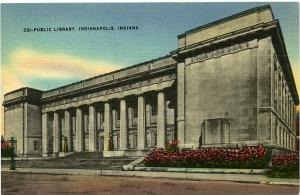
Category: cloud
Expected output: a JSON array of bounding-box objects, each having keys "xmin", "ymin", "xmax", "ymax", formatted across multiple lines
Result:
[
  {"xmin": 2, "ymin": 48, "xmax": 122, "ymax": 94},
  {"xmin": 1, "ymin": 68, "xmax": 26, "ymax": 94},
  {"xmin": 10, "ymin": 48, "xmax": 121, "ymax": 78},
  {"xmin": 1, "ymin": 48, "xmax": 122, "ymax": 135}
]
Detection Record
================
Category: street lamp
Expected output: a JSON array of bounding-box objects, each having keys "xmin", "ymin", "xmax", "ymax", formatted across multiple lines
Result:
[{"xmin": 10, "ymin": 133, "xmax": 16, "ymax": 170}]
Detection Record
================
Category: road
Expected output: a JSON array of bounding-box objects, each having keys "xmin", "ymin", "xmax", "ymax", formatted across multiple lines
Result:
[{"xmin": 1, "ymin": 172, "xmax": 299, "ymax": 195}]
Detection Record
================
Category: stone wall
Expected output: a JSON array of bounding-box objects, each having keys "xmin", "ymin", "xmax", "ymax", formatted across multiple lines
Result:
[
  {"xmin": 184, "ymin": 39, "xmax": 258, "ymax": 148},
  {"xmin": 178, "ymin": 6, "xmax": 273, "ymax": 48},
  {"xmin": 4, "ymin": 104, "xmax": 24, "ymax": 155},
  {"xmin": 26, "ymin": 104, "xmax": 42, "ymax": 155}
]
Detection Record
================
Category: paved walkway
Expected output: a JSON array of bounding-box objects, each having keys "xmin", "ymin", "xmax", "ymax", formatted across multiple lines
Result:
[
  {"xmin": 2, "ymin": 172, "xmax": 299, "ymax": 195},
  {"xmin": 2, "ymin": 167, "xmax": 299, "ymax": 186}
]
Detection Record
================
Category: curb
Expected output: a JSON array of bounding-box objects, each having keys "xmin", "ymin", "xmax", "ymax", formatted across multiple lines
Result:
[{"xmin": 2, "ymin": 168, "xmax": 299, "ymax": 186}]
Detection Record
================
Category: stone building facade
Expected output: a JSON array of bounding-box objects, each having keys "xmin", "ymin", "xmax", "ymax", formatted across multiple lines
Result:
[{"xmin": 3, "ymin": 5, "xmax": 299, "ymax": 157}]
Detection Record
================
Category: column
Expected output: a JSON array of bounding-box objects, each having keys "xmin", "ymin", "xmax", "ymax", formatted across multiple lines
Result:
[
  {"xmin": 137, "ymin": 95, "xmax": 146, "ymax": 150},
  {"xmin": 76, "ymin": 108, "xmax": 83, "ymax": 152},
  {"xmin": 285, "ymin": 131, "xmax": 288, "ymax": 148},
  {"xmin": 157, "ymin": 91, "xmax": 166, "ymax": 148},
  {"xmin": 177, "ymin": 62, "xmax": 186, "ymax": 147},
  {"xmin": 104, "ymin": 102, "xmax": 112, "ymax": 152},
  {"xmin": 223, "ymin": 120, "xmax": 230, "ymax": 144},
  {"xmin": 288, "ymin": 96, "xmax": 290, "ymax": 126},
  {"xmin": 286, "ymin": 92, "xmax": 288, "ymax": 123},
  {"xmin": 283, "ymin": 130, "xmax": 286, "ymax": 148},
  {"xmin": 120, "ymin": 99, "xmax": 128, "ymax": 150},
  {"xmin": 23, "ymin": 102, "xmax": 28, "ymax": 156},
  {"xmin": 280, "ymin": 126, "xmax": 283, "ymax": 146},
  {"xmin": 288, "ymin": 133, "xmax": 291, "ymax": 149},
  {"xmin": 64, "ymin": 110, "xmax": 71, "ymax": 152},
  {"xmin": 53, "ymin": 112, "xmax": 60, "ymax": 156},
  {"xmin": 281, "ymin": 80, "xmax": 284, "ymax": 116},
  {"xmin": 276, "ymin": 123, "xmax": 280, "ymax": 145},
  {"xmin": 89, "ymin": 105, "xmax": 96, "ymax": 152},
  {"xmin": 290, "ymin": 99, "xmax": 293, "ymax": 128},
  {"xmin": 42, "ymin": 113, "xmax": 49, "ymax": 157},
  {"xmin": 292, "ymin": 104, "xmax": 295, "ymax": 130}
]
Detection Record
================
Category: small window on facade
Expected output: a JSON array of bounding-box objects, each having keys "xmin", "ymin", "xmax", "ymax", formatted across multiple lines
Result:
[
  {"xmin": 152, "ymin": 104, "xmax": 157, "ymax": 116},
  {"xmin": 116, "ymin": 110, "xmax": 120, "ymax": 120},
  {"xmin": 133, "ymin": 107, "xmax": 138, "ymax": 118},
  {"xmin": 33, "ymin": 140, "xmax": 39, "ymax": 151}
]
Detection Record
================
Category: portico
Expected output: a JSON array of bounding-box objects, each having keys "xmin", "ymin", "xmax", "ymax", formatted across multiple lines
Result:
[
  {"xmin": 40, "ymin": 59, "xmax": 177, "ymax": 157},
  {"xmin": 42, "ymin": 89, "xmax": 175, "ymax": 157}
]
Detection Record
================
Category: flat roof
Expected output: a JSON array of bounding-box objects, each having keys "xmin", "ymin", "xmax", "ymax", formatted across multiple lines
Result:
[{"xmin": 177, "ymin": 4, "xmax": 274, "ymax": 38}]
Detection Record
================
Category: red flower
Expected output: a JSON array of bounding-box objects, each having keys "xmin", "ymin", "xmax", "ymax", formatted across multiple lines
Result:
[{"xmin": 144, "ymin": 144, "xmax": 269, "ymax": 168}]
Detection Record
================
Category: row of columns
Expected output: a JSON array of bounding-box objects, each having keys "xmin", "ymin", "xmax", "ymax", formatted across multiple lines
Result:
[
  {"xmin": 42, "ymin": 91, "xmax": 167, "ymax": 157},
  {"xmin": 274, "ymin": 67, "xmax": 295, "ymax": 130},
  {"xmin": 276, "ymin": 122, "xmax": 295, "ymax": 150}
]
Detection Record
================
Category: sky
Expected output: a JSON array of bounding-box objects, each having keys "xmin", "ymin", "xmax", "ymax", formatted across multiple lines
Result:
[
  {"xmin": 1, "ymin": 2, "xmax": 299, "ymax": 92},
  {"xmin": 1, "ymin": 3, "xmax": 299, "ymax": 133}
]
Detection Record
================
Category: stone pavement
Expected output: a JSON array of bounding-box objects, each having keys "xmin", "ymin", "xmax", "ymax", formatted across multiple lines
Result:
[
  {"xmin": 3, "ymin": 172, "xmax": 299, "ymax": 195},
  {"xmin": 2, "ymin": 167, "xmax": 299, "ymax": 186}
]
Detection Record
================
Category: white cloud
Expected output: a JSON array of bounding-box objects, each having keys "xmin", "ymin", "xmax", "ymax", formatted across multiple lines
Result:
[
  {"xmin": 2, "ymin": 48, "xmax": 122, "ymax": 94},
  {"xmin": 11, "ymin": 48, "xmax": 121, "ymax": 78},
  {"xmin": 1, "ymin": 48, "xmax": 122, "ymax": 135}
]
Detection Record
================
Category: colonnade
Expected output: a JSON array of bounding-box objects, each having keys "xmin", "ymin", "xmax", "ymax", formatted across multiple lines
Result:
[{"xmin": 42, "ymin": 91, "xmax": 167, "ymax": 157}]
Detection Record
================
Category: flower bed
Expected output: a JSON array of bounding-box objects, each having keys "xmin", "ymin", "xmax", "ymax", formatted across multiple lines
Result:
[
  {"xmin": 272, "ymin": 152, "xmax": 299, "ymax": 171},
  {"xmin": 144, "ymin": 145, "xmax": 270, "ymax": 169}
]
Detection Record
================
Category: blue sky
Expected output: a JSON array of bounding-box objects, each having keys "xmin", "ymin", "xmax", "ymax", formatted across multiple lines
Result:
[{"xmin": 1, "ymin": 2, "xmax": 299, "ymax": 93}]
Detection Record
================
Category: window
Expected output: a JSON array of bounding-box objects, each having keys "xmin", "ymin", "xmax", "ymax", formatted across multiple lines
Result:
[
  {"xmin": 84, "ymin": 114, "xmax": 89, "ymax": 132},
  {"xmin": 116, "ymin": 110, "xmax": 120, "ymax": 120},
  {"xmin": 133, "ymin": 107, "xmax": 138, "ymax": 118},
  {"xmin": 33, "ymin": 140, "xmax": 39, "ymax": 151},
  {"xmin": 152, "ymin": 104, "xmax": 157, "ymax": 116}
]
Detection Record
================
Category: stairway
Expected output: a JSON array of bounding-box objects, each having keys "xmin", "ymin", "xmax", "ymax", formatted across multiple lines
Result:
[{"xmin": 1, "ymin": 152, "xmax": 137, "ymax": 170}]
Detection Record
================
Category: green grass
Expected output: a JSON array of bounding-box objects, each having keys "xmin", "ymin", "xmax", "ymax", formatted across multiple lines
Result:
[{"xmin": 266, "ymin": 169, "xmax": 299, "ymax": 179}]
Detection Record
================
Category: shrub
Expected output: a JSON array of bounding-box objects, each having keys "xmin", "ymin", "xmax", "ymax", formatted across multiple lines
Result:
[
  {"xmin": 1, "ymin": 141, "xmax": 13, "ymax": 157},
  {"xmin": 144, "ymin": 145, "xmax": 269, "ymax": 169},
  {"xmin": 272, "ymin": 152, "xmax": 299, "ymax": 171}
]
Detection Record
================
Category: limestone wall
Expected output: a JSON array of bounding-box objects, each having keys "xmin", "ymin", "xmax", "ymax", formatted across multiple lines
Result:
[
  {"xmin": 184, "ymin": 39, "xmax": 258, "ymax": 147},
  {"xmin": 26, "ymin": 104, "xmax": 42, "ymax": 155},
  {"xmin": 179, "ymin": 7, "xmax": 273, "ymax": 48},
  {"xmin": 4, "ymin": 104, "xmax": 24, "ymax": 155}
]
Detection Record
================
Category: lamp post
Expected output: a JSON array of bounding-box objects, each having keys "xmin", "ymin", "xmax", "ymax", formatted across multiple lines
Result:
[{"xmin": 10, "ymin": 134, "xmax": 16, "ymax": 170}]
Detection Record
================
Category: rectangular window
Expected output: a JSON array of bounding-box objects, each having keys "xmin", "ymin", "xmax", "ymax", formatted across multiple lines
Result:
[
  {"xmin": 33, "ymin": 140, "xmax": 39, "ymax": 151},
  {"xmin": 133, "ymin": 107, "xmax": 138, "ymax": 118},
  {"xmin": 116, "ymin": 110, "xmax": 120, "ymax": 120},
  {"xmin": 84, "ymin": 114, "xmax": 89, "ymax": 132},
  {"xmin": 152, "ymin": 104, "xmax": 157, "ymax": 116}
]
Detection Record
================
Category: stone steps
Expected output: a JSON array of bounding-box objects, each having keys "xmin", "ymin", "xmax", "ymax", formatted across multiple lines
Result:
[{"xmin": 1, "ymin": 152, "xmax": 137, "ymax": 170}]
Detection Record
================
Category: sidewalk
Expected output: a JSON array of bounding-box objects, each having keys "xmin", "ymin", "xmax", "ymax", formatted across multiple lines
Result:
[{"xmin": 2, "ymin": 167, "xmax": 299, "ymax": 186}]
